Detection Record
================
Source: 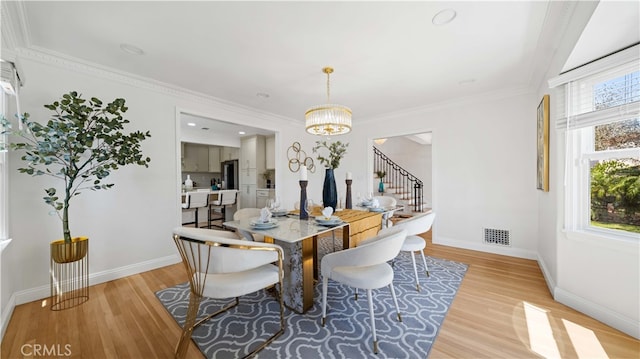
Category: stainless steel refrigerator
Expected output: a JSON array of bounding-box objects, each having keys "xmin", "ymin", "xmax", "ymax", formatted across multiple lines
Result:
[{"xmin": 221, "ymin": 160, "xmax": 238, "ymax": 190}]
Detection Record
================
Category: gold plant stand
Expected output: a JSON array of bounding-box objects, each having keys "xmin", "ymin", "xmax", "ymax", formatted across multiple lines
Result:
[{"xmin": 50, "ymin": 237, "xmax": 89, "ymax": 310}]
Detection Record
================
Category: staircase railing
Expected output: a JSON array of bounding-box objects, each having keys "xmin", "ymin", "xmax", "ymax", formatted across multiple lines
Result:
[{"xmin": 373, "ymin": 146, "xmax": 424, "ymax": 212}]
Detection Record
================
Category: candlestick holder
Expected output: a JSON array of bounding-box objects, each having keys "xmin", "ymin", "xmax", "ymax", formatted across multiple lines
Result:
[
  {"xmin": 299, "ymin": 180, "xmax": 309, "ymax": 219},
  {"xmin": 345, "ymin": 179, "xmax": 353, "ymax": 209}
]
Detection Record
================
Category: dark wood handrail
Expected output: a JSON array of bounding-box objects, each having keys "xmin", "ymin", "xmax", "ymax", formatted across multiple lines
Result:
[{"xmin": 373, "ymin": 146, "xmax": 424, "ymax": 212}]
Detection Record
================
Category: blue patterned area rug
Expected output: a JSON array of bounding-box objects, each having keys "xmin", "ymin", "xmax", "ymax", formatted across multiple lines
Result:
[{"xmin": 156, "ymin": 244, "xmax": 467, "ymax": 358}]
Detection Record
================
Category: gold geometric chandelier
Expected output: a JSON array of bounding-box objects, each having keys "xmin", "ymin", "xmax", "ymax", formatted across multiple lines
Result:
[{"xmin": 305, "ymin": 67, "xmax": 352, "ymax": 136}]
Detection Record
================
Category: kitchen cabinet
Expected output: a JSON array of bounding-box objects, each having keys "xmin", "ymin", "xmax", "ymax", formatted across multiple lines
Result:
[
  {"xmin": 240, "ymin": 184, "xmax": 257, "ymax": 208},
  {"xmin": 240, "ymin": 168, "xmax": 257, "ymax": 185},
  {"xmin": 182, "ymin": 142, "xmax": 209, "ymax": 172},
  {"xmin": 221, "ymin": 146, "xmax": 239, "ymax": 161},
  {"xmin": 240, "ymin": 136, "xmax": 265, "ymax": 170},
  {"xmin": 256, "ymin": 188, "xmax": 275, "ymax": 208},
  {"xmin": 239, "ymin": 136, "xmax": 266, "ymax": 208},
  {"xmin": 266, "ymin": 136, "xmax": 275, "ymax": 170},
  {"xmin": 208, "ymin": 147, "xmax": 221, "ymax": 172}
]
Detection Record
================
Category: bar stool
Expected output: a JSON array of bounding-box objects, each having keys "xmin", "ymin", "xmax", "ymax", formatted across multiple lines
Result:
[
  {"xmin": 181, "ymin": 191, "xmax": 210, "ymax": 228},
  {"xmin": 210, "ymin": 190, "xmax": 238, "ymax": 228}
]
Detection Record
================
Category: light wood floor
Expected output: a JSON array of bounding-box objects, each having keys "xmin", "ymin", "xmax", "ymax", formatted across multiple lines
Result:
[{"xmin": 2, "ymin": 231, "xmax": 638, "ymax": 358}]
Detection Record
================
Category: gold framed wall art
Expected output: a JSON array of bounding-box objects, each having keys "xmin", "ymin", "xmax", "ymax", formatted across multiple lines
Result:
[{"xmin": 537, "ymin": 94, "xmax": 550, "ymax": 192}]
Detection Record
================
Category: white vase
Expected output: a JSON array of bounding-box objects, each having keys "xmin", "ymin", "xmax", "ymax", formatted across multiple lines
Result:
[{"xmin": 185, "ymin": 175, "xmax": 193, "ymax": 191}]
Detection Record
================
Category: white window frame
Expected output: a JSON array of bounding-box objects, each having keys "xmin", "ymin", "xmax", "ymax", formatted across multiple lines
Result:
[
  {"xmin": 566, "ymin": 127, "xmax": 640, "ymax": 241},
  {"xmin": 551, "ymin": 46, "xmax": 640, "ymax": 243}
]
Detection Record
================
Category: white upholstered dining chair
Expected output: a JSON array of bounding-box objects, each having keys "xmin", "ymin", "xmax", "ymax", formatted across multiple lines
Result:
[
  {"xmin": 321, "ymin": 227, "xmax": 407, "ymax": 354},
  {"xmin": 374, "ymin": 195, "xmax": 397, "ymax": 228},
  {"xmin": 390, "ymin": 212, "xmax": 436, "ymax": 291},
  {"xmin": 233, "ymin": 207, "xmax": 264, "ymax": 241},
  {"xmin": 172, "ymin": 227, "xmax": 285, "ymax": 359}
]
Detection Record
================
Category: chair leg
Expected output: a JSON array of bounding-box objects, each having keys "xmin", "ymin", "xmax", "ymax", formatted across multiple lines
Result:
[
  {"xmin": 389, "ymin": 283, "xmax": 402, "ymax": 322},
  {"xmin": 175, "ymin": 293, "xmax": 202, "ymax": 359},
  {"xmin": 366, "ymin": 289, "xmax": 378, "ymax": 354},
  {"xmin": 410, "ymin": 251, "xmax": 420, "ymax": 291},
  {"xmin": 420, "ymin": 250, "xmax": 430, "ymax": 277},
  {"xmin": 321, "ymin": 277, "xmax": 329, "ymax": 327},
  {"xmin": 192, "ymin": 297, "xmax": 239, "ymax": 329},
  {"xmin": 243, "ymin": 283, "xmax": 286, "ymax": 358},
  {"xmin": 194, "ymin": 210, "xmax": 199, "ymax": 228}
]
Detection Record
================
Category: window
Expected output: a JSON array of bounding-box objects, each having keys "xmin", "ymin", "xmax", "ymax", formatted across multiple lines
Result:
[
  {"xmin": 554, "ymin": 51, "xmax": 640, "ymax": 239},
  {"xmin": 0, "ymin": 91, "xmax": 10, "ymax": 250}
]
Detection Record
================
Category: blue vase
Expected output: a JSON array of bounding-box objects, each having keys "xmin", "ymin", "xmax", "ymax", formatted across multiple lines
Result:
[
  {"xmin": 322, "ymin": 168, "xmax": 337, "ymax": 211},
  {"xmin": 378, "ymin": 179, "xmax": 384, "ymax": 193}
]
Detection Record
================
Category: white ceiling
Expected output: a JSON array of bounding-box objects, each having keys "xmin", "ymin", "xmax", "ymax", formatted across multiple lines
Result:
[
  {"xmin": 2, "ymin": 1, "xmax": 638, "ymax": 143},
  {"xmin": 10, "ymin": 1, "xmax": 552, "ymax": 121}
]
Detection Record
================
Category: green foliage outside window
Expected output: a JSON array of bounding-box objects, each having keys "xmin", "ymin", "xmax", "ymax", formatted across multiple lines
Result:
[{"xmin": 590, "ymin": 160, "xmax": 640, "ymax": 233}]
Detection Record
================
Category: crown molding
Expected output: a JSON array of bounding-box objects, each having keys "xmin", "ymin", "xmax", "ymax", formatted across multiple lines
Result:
[
  {"xmin": 360, "ymin": 85, "xmax": 534, "ymax": 123},
  {"xmin": 14, "ymin": 46, "xmax": 300, "ymax": 126}
]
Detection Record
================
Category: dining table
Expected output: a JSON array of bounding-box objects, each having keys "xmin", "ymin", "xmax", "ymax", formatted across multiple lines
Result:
[{"xmin": 223, "ymin": 208, "xmax": 382, "ymax": 313}]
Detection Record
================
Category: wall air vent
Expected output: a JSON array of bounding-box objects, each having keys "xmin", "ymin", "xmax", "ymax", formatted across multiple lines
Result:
[{"xmin": 484, "ymin": 228, "xmax": 510, "ymax": 246}]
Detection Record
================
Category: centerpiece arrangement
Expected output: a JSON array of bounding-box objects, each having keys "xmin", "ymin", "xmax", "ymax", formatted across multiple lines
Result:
[
  {"xmin": 1, "ymin": 91, "xmax": 151, "ymax": 309},
  {"xmin": 312, "ymin": 140, "xmax": 348, "ymax": 210}
]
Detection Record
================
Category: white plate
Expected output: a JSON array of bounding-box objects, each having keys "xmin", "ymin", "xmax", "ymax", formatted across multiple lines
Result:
[
  {"xmin": 315, "ymin": 216, "xmax": 342, "ymax": 225},
  {"xmin": 270, "ymin": 209, "xmax": 289, "ymax": 217},
  {"xmin": 368, "ymin": 207, "xmax": 385, "ymax": 212},
  {"xmin": 250, "ymin": 218, "xmax": 278, "ymax": 229}
]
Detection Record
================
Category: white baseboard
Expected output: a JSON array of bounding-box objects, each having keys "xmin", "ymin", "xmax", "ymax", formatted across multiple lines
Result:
[
  {"xmin": 1, "ymin": 254, "xmax": 180, "ymax": 342},
  {"xmin": 536, "ymin": 255, "xmax": 638, "ymax": 339},
  {"xmin": 555, "ymin": 287, "xmax": 640, "ymax": 340},
  {"xmin": 0, "ymin": 292, "xmax": 16, "ymax": 341},
  {"xmin": 536, "ymin": 254, "xmax": 557, "ymax": 295},
  {"xmin": 13, "ymin": 254, "xmax": 181, "ymax": 307},
  {"xmin": 434, "ymin": 236, "xmax": 538, "ymax": 260}
]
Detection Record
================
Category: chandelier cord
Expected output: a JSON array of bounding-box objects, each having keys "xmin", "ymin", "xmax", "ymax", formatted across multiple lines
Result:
[{"xmin": 326, "ymin": 71, "xmax": 331, "ymax": 103}]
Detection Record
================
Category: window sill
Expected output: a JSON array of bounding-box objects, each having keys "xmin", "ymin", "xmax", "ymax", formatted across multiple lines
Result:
[{"xmin": 565, "ymin": 229, "xmax": 639, "ymax": 252}]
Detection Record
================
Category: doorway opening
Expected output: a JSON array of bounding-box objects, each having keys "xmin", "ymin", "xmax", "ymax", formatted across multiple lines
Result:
[{"xmin": 372, "ymin": 132, "xmax": 432, "ymax": 215}]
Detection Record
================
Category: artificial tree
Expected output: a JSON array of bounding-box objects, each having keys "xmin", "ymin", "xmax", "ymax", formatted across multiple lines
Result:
[{"xmin": 1, "ymin": 91, "xmax": 151, "ymax": 243}]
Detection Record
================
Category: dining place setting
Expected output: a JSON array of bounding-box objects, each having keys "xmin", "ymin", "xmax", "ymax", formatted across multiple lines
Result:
[
  {"xmin": 356, "ymin": 194, "xmax": 389, "ymax": 212},
  {"xmin": 246, "ymin": 201, "xmax": 346, "ymax": 233}
]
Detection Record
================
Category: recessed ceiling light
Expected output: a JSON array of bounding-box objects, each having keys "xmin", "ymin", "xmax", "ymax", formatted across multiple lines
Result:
[
  {"xmin": 238, "ymin": 131, "xmax": 246, "ymax": 135},
  {"xmin": 432, "ymin": 9, "xmax": 457, "ymax": 25},
  {"xmin": 256, "ymin": 92, "xmax": 270, "ymax": 98},
  {"xmin": 187, "ymin": 122, "xmax": 196, "ymax": 127},
  {"xmin": 120, "ymin": 43, "xmax": 145, "ymax": 55}
]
